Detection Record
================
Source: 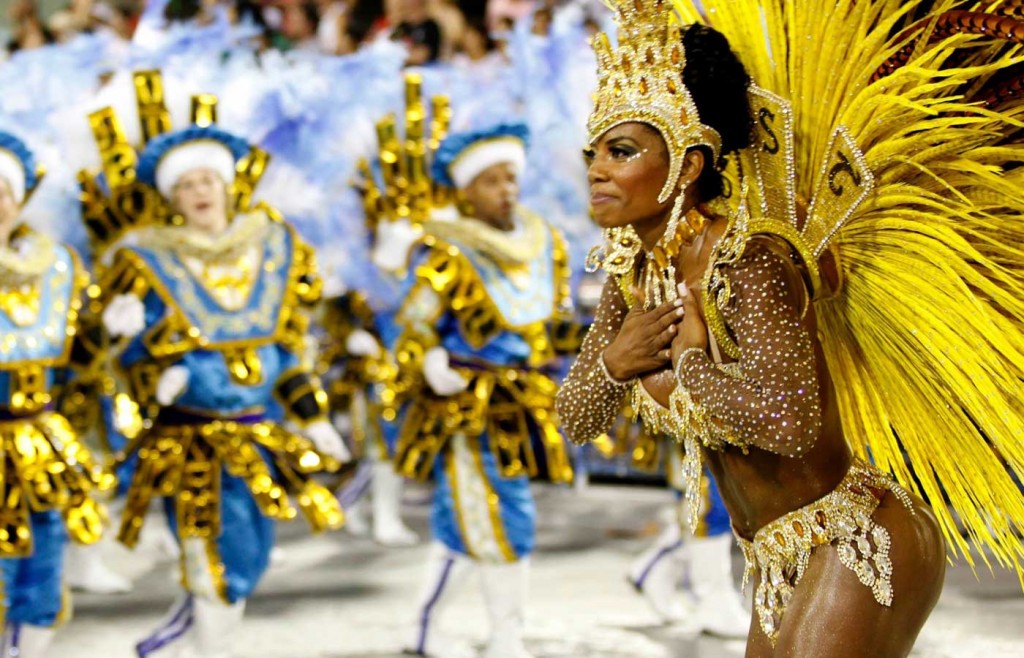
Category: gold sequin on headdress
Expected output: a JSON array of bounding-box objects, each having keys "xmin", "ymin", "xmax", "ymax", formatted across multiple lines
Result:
[{"xmin": 588, "ymin": 0, "xmax": 721, "ymax": 204}]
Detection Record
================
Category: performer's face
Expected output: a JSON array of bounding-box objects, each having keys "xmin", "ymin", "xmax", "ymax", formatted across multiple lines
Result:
[
  {"xmin": 171, "ymin": 168, "xmax": 229, "ymax": 235},
  {"xmin": 0, "ymin": 178, "xmax": 17, "ymax": 243},
  {"xmin": 463, "ymin": 162, "xmax": 519, "ymax": 232},
  {"xmin": 586, "ymin": 122, "xmax": 674, "ymax": 230}
]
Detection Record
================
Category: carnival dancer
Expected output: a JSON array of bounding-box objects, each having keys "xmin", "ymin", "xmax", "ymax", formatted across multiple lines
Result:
[
  {"xmin": 397, "ymin": 122, "xmax": 575, "ymax": 658},
  {"xmin": 88, "ymin": 86, "xmax": 348, "ymax": 657},
  {"xmin": 363, "ymin": 99, "xmax": 575, "ymax": 656},
  {"xmin": 0, "ymin": 130, "xmax": 113, "ymax": 657},
  {"xmin": 559, "ymin": 1, "xmax": 1024, "ymax": 655}
]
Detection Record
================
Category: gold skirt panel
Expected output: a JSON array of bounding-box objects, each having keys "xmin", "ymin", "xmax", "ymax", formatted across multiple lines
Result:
[
  {"xmin": 0, "ymin": 412, "xmax": 113, "ymax": 556},
  {"xmin": 117, "ymin": 419, "xmax": 344, "ymax": 548},
  {"xmin": 395, "ymin": 368, "xmax": 572, "ymax": 485}
]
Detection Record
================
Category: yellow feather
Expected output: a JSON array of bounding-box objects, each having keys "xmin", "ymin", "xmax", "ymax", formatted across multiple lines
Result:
[{"xmin": 669, "ymin": 0, "xmax": 1024, "ymax": 581}]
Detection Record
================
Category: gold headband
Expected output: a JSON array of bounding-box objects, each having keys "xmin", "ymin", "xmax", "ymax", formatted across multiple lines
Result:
[{"xmin": 588, "ymin": 0, "xmax": 721, "ymax": 203}]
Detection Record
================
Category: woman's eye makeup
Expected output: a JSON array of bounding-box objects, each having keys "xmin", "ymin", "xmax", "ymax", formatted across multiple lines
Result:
[{"xmin": 582, "ymin": 147, "xmax": 596, "ymax": 164}]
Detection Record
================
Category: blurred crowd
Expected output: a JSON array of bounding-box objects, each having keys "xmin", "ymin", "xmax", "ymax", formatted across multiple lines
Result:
[{"xmin": 3, "ymin": 0, "xmax": 611, "ymax": 64}]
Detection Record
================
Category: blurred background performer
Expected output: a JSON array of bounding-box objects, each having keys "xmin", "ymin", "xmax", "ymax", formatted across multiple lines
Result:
[
  {"xmin": 89, "ymin": 87, "xmax": 349, "ymax": 658},
  {"xmin": 0, "ymin": 129, "xmax": 113, "ymax": 658}
]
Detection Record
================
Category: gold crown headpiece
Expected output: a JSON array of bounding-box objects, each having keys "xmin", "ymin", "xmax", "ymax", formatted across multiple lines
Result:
[
  {"xmin": 588, "ymin": 0, "xmax": 721, "ymax": 203},
  {"xmin": 357, "ymin": 72, "xmax": 452, "ymax": 233}
]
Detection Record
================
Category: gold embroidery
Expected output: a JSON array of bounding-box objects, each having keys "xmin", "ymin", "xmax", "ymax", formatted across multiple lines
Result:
[{"xmin": 0, "ymin": 413, "xmax": 113, "ymax": 555}]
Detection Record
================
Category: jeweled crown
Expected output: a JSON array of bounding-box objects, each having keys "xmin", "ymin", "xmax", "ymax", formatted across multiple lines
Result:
[{"xmin": 588, "ymin": 0, "xmax": 721, "ymax": 202}]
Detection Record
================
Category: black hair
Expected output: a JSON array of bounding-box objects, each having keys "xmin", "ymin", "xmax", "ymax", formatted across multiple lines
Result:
[
  {"xmin": 348, "ymin": 0, "xmax": 385, "ymax": 45},
  {"xmin": 163, "ymin": 0, "xmax": 202, "ymax": 22},
  {"xmin": 681, "ymin": 24, "xmax": 753, "ymax": 201},
  {"xmin": 301, "ymin": 1, "xmax": 321, "ymax": 30}
]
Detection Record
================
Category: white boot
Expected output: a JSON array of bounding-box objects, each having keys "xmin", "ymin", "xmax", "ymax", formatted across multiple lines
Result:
[
  {"xmin": 343, "ymin": 497, "xmax": 371, "ymax": 538},
  {"xmin": 627, "ymin": 515, "xmax": 692, "ymax": 624},
  {"xmin": 372, "ymin": 461, "xmax": 419, "ymax": 547},
  {"xmin": 403, "ymin": 543, "xmax": 474, "ymax": 657},
  {"xmin": 65, "ymin": 542, "xmax": 133, "ymax": 594},
  {"xmin": 480, "ymin": 559, "xmax": 534, "ymax": 658},
  {"xmin": 2, "ymin": 623, "xmax": 55, "ymax": 658},
  {"xmin": 193, "ymin": 596, "xmax": 245, "ymax": 658},
  {"xmin": 687, "ymin": 533, "xmax": 750, "ymax": 638},
  {"xmin": 135, "ymin": 594, "xmax": 194, "ymax": 657}
]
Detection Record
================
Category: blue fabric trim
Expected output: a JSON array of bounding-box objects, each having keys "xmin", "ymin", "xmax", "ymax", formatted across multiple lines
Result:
[
  {"xmin": 431, "ymin": 123, "xmax": 530, "ymax": 188},
  {"xmin": 0, "ymin": 132, "xmax": 37, "ymax": 192},
  {"xmin": 163, "ymin": 471, "xmax": 274, "ymax": 603},
  {"xmin": 136, "ymin": 126, "xmax": 250, "ymax": 188},
  {"xmin": 0, "ymin": 510, "xmax": 67, "ymax": 626}
]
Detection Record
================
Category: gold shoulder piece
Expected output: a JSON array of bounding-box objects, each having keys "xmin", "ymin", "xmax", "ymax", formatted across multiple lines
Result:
[
  {"xmin": 415, "ymin": 237, "xmax": 466, "ymax": 297},
  {"xmin": 803, "ymin": 126, "xmax": 875, "ymax": 257}
]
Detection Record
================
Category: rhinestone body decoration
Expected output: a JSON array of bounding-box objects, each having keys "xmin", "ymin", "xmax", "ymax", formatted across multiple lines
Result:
[{"xmin": 734, "ymin": 459, "xmax": 909, "ymax": 646}]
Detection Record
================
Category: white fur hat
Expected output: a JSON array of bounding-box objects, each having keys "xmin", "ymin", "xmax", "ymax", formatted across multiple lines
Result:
[
  {"xmin": 448, "ymin": 137, "xmax": 527, "ymax": 189},
  {"xmin": 154, "ymin": 140, "xmax": 237, "ymax": 196}
]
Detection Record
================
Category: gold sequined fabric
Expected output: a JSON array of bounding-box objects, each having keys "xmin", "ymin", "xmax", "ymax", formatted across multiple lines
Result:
[
  {"xmin": 117, "ymin": 418, "xmax": 344, "ymax": 548},
  {"xmin": 0, "ymin": 413, "xmax": 114, "ymax": 555},
  {"xmin": 677, "ymin": 240, "xmax": 821, "ymax": 458},
  {"xmin": 735, "ymin": 459, "xmax": 913, "ymax": 645},
  {"xmin": 395, "ymin": 366, "xmax": 572, "ymax": 485}
]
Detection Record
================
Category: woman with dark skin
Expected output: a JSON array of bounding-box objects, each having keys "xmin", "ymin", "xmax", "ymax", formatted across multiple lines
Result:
[{"xmin": 557, "ymin": 22, "xmax": 946, "ymax": 658}]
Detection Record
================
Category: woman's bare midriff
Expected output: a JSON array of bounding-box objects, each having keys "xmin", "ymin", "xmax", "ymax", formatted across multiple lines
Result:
[{"xmin": 705, "ymin": 428, "xmax": 852, "ymax": 540}]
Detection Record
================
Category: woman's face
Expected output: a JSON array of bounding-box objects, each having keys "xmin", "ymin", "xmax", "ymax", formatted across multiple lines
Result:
[
  {"xmin": 0, "ymin": 177, "xmax": 19, "ymax": 243},
  {"xmin": 586, "ymin": 122, "xmax": 673, "ymax": 230},
  {"xmin": 171, "ymin": 168, "xmax": 229, "ymax": 235}
]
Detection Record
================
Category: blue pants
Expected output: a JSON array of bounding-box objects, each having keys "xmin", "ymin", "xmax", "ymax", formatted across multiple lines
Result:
[
  {"xmin": 164, "ymin": 470, "xmax": 275, "ymax": 603},
  {"xmin": 431, "ymin": 433, "xmax": 536, "ymax": 562},
  {"xmin": 1, "ymin": 511, "xmax": 67, "ymax": 627}
]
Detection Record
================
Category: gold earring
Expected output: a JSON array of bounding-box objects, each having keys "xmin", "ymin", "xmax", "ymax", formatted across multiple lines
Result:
[{"xmin": 585, "ymin": 225, "xmax": 641, "ymax": 275}]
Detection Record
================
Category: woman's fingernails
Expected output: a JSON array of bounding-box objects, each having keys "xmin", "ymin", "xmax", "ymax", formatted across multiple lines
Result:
[
  {"xmin": 674, "ymin": 298, "xmax": 684, "ymax": 307},
  {"xmin": 676, "ymin": 307, "xmax": 685, "ymax": 316},
  {"xmin": 677, "ymin": 283, "xmax": 689, "ymax": 298}
]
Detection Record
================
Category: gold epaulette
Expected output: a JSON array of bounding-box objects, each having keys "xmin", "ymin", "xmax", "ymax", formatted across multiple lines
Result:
[{"xmin": 414, "ymin": 234, "xmax": 567, "ymax": 366}]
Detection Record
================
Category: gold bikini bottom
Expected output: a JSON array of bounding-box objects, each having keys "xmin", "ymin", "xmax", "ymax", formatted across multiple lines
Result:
[{"xmin": 735, "ymin": 459, "xmax": 914, "ymax": 645}]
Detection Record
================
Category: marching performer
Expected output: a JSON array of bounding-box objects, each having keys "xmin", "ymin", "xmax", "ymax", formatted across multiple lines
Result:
[
  {"xmin": 82, "ymin": 76, "xmax": 348, "ymax": 658},
  {"xmin": 0, "ymin": 129, "xmax": 112, "ymax": 657}
]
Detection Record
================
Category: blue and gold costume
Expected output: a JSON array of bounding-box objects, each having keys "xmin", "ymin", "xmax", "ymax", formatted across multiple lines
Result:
[
  {"xmin": 106, "ymin": 208, "xmax": 343, "ymax": 598},
  {"xmin": 76, "ymin": 73, "xmax": 345, "ymax": 657},
  {"xmin": 359, "ymin": 96, "xmax": 579, "ymax": 656},
  {"xmin": 0, "ymin": 132, "xmax": 111, "ymax": 654},
  {"xmin": 387, "ymin": 208, "xmax": 576, "ymax": 560}
]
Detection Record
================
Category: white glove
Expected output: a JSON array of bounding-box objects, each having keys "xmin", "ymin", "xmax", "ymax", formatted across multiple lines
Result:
[
  {"xmin": 371, "ymin": 219, "xmax": 421, "ymax": 272},
  {"xmin": 103, "ymin": 293, "xmax": 146, "ymax": 338},
  {"xmin": 423, "ymin": 346, "xmax": 469, "ymax": 396},
  {"xmin": 304, "ymin": 419, "xmax": 351, "ymax": 463},
  {"xmin": 155, "ymin": 365, "xmax": 190, "ymax": 406},
  {"xmin": 345, "ymin": 329, "xmax": 382, "ymax": 358}
]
